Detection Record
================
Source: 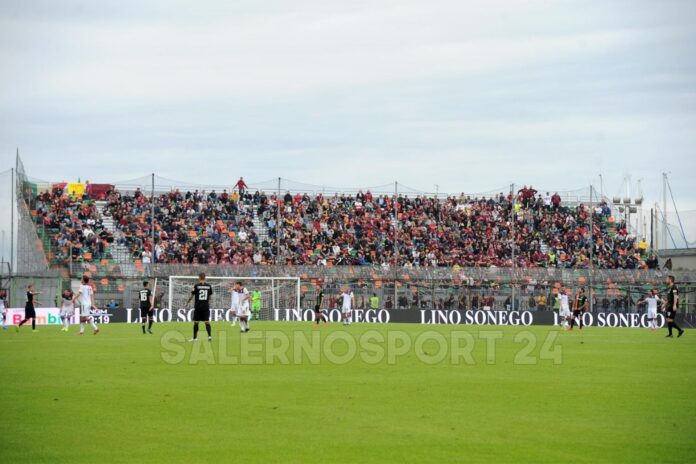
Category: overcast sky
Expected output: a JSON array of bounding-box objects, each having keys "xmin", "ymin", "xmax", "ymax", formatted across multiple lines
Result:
[{"xmin": 1, "ymin": 0, "xmax": 695, "ymax": 261}]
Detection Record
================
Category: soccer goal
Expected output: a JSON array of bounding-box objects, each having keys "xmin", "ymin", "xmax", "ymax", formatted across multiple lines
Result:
[{"xmin": 167, "ymin": 276, "xmax": 300, "ymax": 321}]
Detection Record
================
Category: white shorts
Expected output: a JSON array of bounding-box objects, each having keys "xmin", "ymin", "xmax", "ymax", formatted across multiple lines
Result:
[
  {"xmin": 341, "ymin": 306, "xmax": 352, "ymax": 314},
  {"xmin": 80, "ymin": 304, "xmax": 92, "ymax": 317},
  {"xmin": 60, "ymin": 308, "xmax": 73, "ymax": 318},
  {"xmin": 559, "ymin": 309, "xmax": 571, "ymax": 318},
  {"xmin": 230, "ymin": 304, "xmax": 239, "ymax": 314},
  {"xmin": 238, "ymin": 306, "xmax": 251, "ymax": 318},
  {"xmin": 648, "ymin": 310, "xmax": 657, "ymax": 319}
]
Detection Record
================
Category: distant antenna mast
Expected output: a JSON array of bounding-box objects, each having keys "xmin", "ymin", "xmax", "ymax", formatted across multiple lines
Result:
[
  {"xmin": 665, "ymin": 174, "xmax": 689, "ymax": 248},
  {"xmin": 662, "ymin": 173, "xmax": 667, "ymax": 250},
  {"xmin": 636, "ymin": 178, "xmax": 644, "ymax": 239}
]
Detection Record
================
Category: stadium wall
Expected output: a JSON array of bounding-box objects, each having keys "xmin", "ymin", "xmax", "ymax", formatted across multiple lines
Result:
[{"xmin": 658, "ymin": 248, "xmax": 696, "ymax": 271}]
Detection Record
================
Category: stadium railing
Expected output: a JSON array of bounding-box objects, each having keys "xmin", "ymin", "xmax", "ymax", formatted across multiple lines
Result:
[{"xmin": 59, "ymin": 263, "xmax": 695, "ymax": 315}]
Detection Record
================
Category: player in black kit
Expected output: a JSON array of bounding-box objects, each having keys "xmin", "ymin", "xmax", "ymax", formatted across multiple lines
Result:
[
  {"xmin": 185, "ymin": 273, "xmax": 214, "ymax": 341},
  {"xmin": 314, "ymin": 287, "xmax": 328, "ymax": 325},
  {"xmin": 569, "ymin": 288, "xmax": 588, "ymax": 331},
  {"xmin": 664, "ymin": 275, "xmax": 684, "ymax": 338},
  {"xmin": 139, "ymin": 281, "xmax": 154, "ymax": 334}
]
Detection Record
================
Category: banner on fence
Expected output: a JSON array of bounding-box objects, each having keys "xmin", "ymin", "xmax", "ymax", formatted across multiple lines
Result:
[
  {"xmin": 7, "ymin": 307, "xmax": 114, "ymax": 325},
  {"xmin": 274, "ymin": 308, "xmax": 680, "ymax": 329},
  {"xmin": 49, "ymin": 307, "xmax": 692, "ymax": 329}
]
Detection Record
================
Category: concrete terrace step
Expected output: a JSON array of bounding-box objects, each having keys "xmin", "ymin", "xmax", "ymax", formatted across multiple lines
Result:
[
  {"xmin": 95, "ymin": 200, "xmax": 134, "ymax": 265},
  {"xmin": 252, "ymin": 209, "xmax": 270, "ymax": 239}
]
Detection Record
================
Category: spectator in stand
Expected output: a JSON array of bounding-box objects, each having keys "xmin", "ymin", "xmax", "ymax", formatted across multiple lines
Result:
[
  {"xmin": 551, "ymin": 192, "xmax": 562, "ymax": 210},
  {"xmin": 663, "ymin": 258, "xmax": 673, "ymax": 271},
  {"xmin": 236, "ymin": 177, "xmax": 249, "ymax": 196}
]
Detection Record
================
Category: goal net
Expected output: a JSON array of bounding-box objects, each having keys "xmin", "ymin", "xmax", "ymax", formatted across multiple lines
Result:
[{"xmin": 168, "ymin": 276, "xmax": 300, "ymax": 321}]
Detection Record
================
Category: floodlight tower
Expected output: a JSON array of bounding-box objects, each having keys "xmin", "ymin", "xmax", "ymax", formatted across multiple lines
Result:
[{"xmin": 611, "ymin": 176, "xmax": 643, "ymax": 238}]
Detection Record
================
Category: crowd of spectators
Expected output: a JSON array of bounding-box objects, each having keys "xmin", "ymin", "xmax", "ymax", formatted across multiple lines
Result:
[
  {"xmin": 31, "ymin": 184, "xmax": 657, "ymax": 270},
  {"xmin": 104, "ymin": 188, "xmax": 269, "ymax": 265},
  {"xmin": 32, "ymin": 187, "xmax": 114, "ymax": 262},
  {"xmin": 270, "ymin": 187, "xmax": 654, "ymax": 269}
]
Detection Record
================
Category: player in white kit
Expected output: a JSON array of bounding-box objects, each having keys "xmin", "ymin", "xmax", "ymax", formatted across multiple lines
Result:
[
  {"xmin": 0, "ymin": 288, "xmax": 8, "ymax": 330},
  {"xmin": 59, "ymin": 289, "xmax": 75, "ymax": 332},
  {"xmin": 639, "ymin": 289, "xmax": 662, "ymax": 331},
  {"xmin": 230, "ymin": 283, "xmax": 240, "ymax": 327},
  {"xmin": 73, "ymin": 275, "xmax": 100, "ymax": 335},
  {"xmin": 340, "ymin": 288, "xmax": 355, "ymax": 326},
  {"xmin": 558, "ymin": 288, "xmax": 571, "ymax": 329},
  {"xmin": 234, "ymin": 282, "xmax": 251, "ymax": 333}
]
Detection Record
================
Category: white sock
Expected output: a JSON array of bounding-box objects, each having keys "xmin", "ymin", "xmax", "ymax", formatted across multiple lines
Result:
[
  {"xmin": 231, "ymin": 315, "xmax": 237, "ymax": 325},
  {"xmin": 80, "ymin": 323, "xmax": 85, "ymax": 333},
  {"xmin": 63, "ymin": 317, "xmax": 69, "ymax": 328},
  {"xmin": 90, "ymin": 319, "xmax": 98, "ymax": 330}
]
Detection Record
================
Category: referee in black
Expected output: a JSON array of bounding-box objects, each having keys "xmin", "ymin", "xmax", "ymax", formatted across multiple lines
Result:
[
  {"xmin": 17, "ymin": 284, "xmax": 42, "ymax": 332},
  {"xmin": 185, "ymin": 273, "xmax": 214, "ymax": 341},
  {"xmin": 664, "ymin": 275, "xmax": 684, "ymax": 338}
]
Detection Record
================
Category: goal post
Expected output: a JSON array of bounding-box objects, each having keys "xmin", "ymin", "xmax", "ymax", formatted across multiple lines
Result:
[{"xmin": 167, "ymin": 276, "xmax": 301, "ymax": 321}]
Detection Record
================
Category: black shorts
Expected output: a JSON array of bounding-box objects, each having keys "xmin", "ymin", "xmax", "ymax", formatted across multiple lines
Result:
[
  {"xmin": 573, "ymin": 310, "xmax": 582, "ymax": 318},
  {"xmin": 193, "ymin": 307, "xmax": 210, "ymax": 322},
  {"xmin": 314, "ymin": 305, "xmax": 323, "ymax": 312},
  {"xmin": 24, "ymin": 304, "xmax": 36, "ymax": 319},
  {"xmin": 140, "ymin": 307, "xmax": 153, "ymax": 318},
  {"xmin": 666, "ymin": 311, "xmax": 675, "ymax": 319}
]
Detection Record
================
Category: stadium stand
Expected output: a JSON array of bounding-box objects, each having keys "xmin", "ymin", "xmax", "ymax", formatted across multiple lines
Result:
[
  {"xmin": 27, "ymin": 183, "xmax": 654, "ymax": 270},
  {"xmin": 32, "ymin": 186, "xmax": 114, "ymax": 265}
]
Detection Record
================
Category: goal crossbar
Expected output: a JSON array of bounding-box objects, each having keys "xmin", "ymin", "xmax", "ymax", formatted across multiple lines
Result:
[{"xmin": 167, "ymin": 276, "xmax": 301, "ymax": 318}]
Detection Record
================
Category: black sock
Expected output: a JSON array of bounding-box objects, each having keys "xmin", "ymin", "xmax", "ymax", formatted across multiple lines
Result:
[
  {"xmin": 205, "ymin": 323, "xmax": 211, "ymax": 337},
  {"xmin": 668, "ymin": 322, "xmax": 674, "ymax": 335},
  {"xmin": 19, "ymin": 318, "xmax": 26, "ymax": 327},
  {"xmin": 148, "ymin": 320, "xmax": 153, "ymax": 330},
  {"xmin": 142, "ymin": 323, "xmax": 146, "ymax": 333},
  {"xmin": 193, "ymin": 323, "xmax": 199, "ymax": 339},
  {"xmin": 673, "ymin": 322, "xmax": 682, "ymax": 332},
  {"xmin": 570, "ymin": 318, "xmax": 575, "ymax": 329},
  {"xmin": 32, "ymin": 319, "xmax": 36, "ymax": 330}
]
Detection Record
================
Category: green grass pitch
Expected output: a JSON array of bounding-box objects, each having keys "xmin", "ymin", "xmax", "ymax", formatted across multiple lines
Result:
[{"xmin": 1, "ymin": 321, "xmax": 694, "ymax": 463}]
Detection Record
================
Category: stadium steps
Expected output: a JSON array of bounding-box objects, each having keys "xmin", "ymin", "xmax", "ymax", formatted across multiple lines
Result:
[
  {"xmin": 95, "ymin": 200, "xmax": 138, "ymax": 276},
  {"xmin": 252, "ymin": 206, "xmax": 270, "ymax": 240}
]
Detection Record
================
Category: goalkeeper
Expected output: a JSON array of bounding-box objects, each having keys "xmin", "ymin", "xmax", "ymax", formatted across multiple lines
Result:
[{"xmin": 251, "ymin": 289, "xmax": 262, "ymax": 320}]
